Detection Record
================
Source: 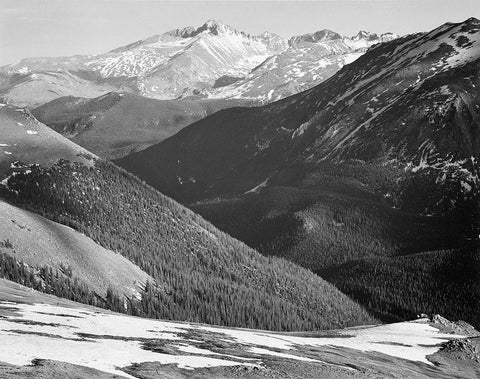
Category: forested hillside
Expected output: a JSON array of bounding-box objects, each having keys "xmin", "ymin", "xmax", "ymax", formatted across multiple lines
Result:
[
  {"xmin": 0, "ymin": 250, "xmax": 125, "ymax": 313},
  {"xmin": 322, "ymin": 246, "xmax": 480, "ymax": 327},
  {"xmin": 0, "ymin": 159, "xmax": 376, "ymax": 331}
]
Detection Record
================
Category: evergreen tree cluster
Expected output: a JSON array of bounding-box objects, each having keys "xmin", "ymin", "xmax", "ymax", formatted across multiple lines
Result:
[
  {"xmin": 322, "ymin": 246, "xmax": 480, "ymax": 328},
  {"xmin": 0, "ymin": 250, "xmax": 124, "ymax": 311}
]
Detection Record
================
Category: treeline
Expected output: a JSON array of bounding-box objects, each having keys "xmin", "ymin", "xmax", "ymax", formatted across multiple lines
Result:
[
  {"xmin": 0, "ymin": 250, "xmax": 125, "ymax": 312},
  {"xmin": 0, "ymin": 159, "xmax": 376, "ymax": 331}
]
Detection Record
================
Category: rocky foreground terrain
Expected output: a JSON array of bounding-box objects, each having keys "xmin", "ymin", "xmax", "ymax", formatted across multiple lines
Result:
[{"xmin": 0, "ymin": 279, "xmax": 479, "ymax": 379}]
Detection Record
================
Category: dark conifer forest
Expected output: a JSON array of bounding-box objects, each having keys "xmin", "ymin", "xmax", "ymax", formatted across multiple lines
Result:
[{"xmin": 190, "ymin": 162, "xmax": 480, "ymax": 328}]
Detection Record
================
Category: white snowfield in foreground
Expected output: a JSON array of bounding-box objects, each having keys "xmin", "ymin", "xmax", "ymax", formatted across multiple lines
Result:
[{"xmin": 0, "ymin": 301, "xmax": 464, "ymax": 378}]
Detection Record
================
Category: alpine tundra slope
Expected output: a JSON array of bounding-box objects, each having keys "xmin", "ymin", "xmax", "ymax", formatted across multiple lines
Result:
[{"xmin": 0, "ymin": 279, "xmax": 479, "ymax": 379}]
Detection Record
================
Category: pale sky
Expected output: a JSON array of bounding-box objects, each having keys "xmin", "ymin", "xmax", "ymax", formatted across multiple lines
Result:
[{"xmin": 1, "ymin": 0, "xmax": 479, "ymax": 66}]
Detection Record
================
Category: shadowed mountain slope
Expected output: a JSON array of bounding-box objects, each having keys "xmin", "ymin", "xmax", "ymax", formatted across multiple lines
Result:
[{"xmin": 117, "ymin": 18, "xmax": 480, "ymax": 206}]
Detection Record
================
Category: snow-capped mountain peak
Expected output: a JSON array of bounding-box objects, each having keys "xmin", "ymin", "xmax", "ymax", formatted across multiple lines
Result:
[
  {"xmin": 206, "ymin": 26, "xmax": 399, "ymax": 102},
  {"xmin": 352, "ymin": 30, "xmax": 379, "ymax": 41},
  {"xmin": 0, "ymin": 20, "xmax": 399, "ymax": 106},
  {"xmin": 203, "ymin": 19, "xmax": 230, "ymax": 31},
  {"xmin": 258, "ymin": 31, "xmax": 277, "ymax": 38},
  {"xmin": 380, "ymin": 32, "xmax": 399, "ymax": 42},
  {"xmin": 164, "ymin": 19, "xmax": 243, "ymax": 39},
  {"xmin": 257, "ymin": 31, "xmax": 289, "ymax": 51},
  {"xmin": 289, "ymin": 29, "xmax": 344, "ymax": 46},
  {"xmin": 191, "ymin": 19, "xmax": 240, "ymax": 36},
  {"xmin": 163, "ymin": 26, "xmax": 196, "ymax": 39},
  {"xmin": 352, "ymin": 30, "xmax": 399, "ymax": 43}
]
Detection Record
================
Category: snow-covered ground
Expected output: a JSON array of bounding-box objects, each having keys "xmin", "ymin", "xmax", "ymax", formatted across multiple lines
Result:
[{"xmin": 0, "ymin": 299, "xmax": 466, "ymax": 378}]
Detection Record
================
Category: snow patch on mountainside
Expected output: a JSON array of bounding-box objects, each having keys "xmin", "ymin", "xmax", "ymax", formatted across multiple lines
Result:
[
  {"xmin": 0, "ymin": 20, "xmax": 399, "ymax": 105},
  {"xmin": 206, "ymin": 30, "xmax": 398, "ymax": 102},
  {"xmin": 0, "ymin": 299, "xmax": 466, "ymax": 378}
]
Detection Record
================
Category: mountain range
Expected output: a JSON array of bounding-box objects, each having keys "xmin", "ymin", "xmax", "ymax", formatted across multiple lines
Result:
[
  {"xmin": 117, "ymin": 18, "xmax": 480, "ymax": 207},
  {"xmin": 116, "ymin": 17, "xmax": 480, "ymax": 328},
  {"xmin": 0, "ymin": 20, "xmax": 397, "ymax": 107},
  {"xmin": 0, "ymin": 15, "xmax": 479, "ymax": 379}
]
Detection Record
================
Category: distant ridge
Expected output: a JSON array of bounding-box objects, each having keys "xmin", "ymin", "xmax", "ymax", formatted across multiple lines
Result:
[{"xmin": 0, "ymin": 19, "xmax": 398, "ymax": 107}]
